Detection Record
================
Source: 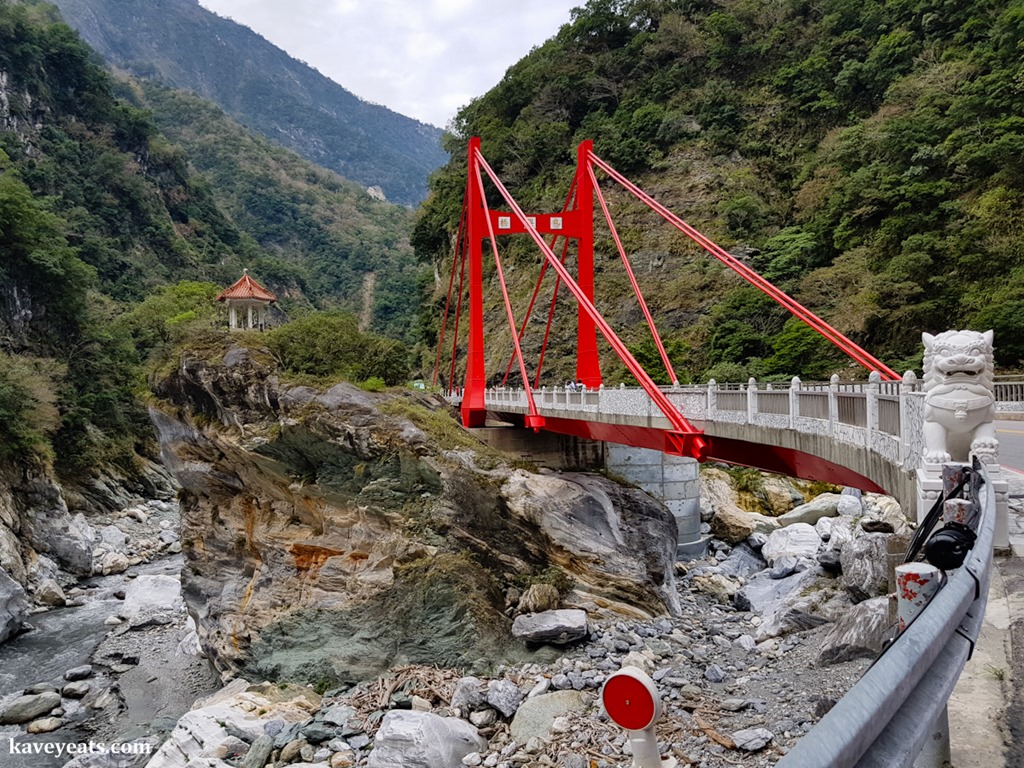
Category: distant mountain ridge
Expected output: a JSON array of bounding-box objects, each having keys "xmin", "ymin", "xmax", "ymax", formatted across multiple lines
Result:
[{"xmin": 49, "ymin": 0, "xmax": 446, "ymax": 206}]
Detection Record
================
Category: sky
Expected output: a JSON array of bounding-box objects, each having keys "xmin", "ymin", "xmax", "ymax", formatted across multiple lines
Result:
[{"xmin": 197, "ymin": 0, "xmax": 583, "ymax": 129}]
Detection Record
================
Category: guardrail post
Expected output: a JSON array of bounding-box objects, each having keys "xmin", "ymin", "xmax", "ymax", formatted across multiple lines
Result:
[
  {"xmin": 866, "ymin": 370, "xmax": 879, "ymax": 447},
  {"xmin": 789, "ymin": 376, "xmax": 800, "ymax": 429},
  {"xmin": 829, "ymin": 374, "xmax": 840, "ymax": 436},
  {"xmin": 747, "ymin": 377, "xmax": 757, "ymax": 422},
  {"xmin": 707, "ymin": 379, "xmax": 717, "ymax": 419}
]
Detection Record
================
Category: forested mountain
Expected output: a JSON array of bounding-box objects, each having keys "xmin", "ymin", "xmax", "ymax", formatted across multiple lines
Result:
[
  {"xmin": 416, "ymin": 0, "xmax": 1024, "ymax": 382},
  {"xmin": 48, "ymin": 0, "xmax": 446, "ymax": 206},
  {"xmin": 0, "ymin": 0, "xmax": 421, "ymax": 477},
  {"xmin": 120, "ymin": 80, "xmax": 421, "ymax": 341}
]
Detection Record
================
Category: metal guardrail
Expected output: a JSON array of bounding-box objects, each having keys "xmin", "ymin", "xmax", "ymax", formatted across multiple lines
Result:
[{"xmin": 776, "ymin": 460, "xmax": 994, "ymax": 768}]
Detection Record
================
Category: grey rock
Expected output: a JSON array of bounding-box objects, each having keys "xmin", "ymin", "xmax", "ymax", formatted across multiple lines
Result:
[
  {"xmin": 468, "ymin": 708, "xmax": 497, "ymax": 727},
  {"xmin": 512, "ymin": 609, "xmax": 588, "ymax": 645},
  {"xmin": 769, "ymin": 556, "xmax": 799, "ymax": 579},
  {"xmin": 99, "ymin": 525, "xmax": 128, "ymax": 554},
  {"xmin": 509, "ymin": 690, "xmax": 588, "ymax": 743},
  {"xmin": 816, "ymin": 596, "xmax": 890, "ymax": 665},
  {"xmin": 64, "ymin": 664, "xmax": 94, "ymax": 681},
  {"xmin": 761, "ymin": 523, "xmax": 820, "ymax": 565},
  {"xmin": 0, "ymin": 691, "xmax": 61, "ymax": 724},
  {"xmin": 0, "ymin": 565, "xmax": 29, "ymax": 643},
  {"xmin": 19, "ymin": 476, "xmax": 94, "ymax": 575},
  {"xmin": 746, "ymin": 532, "xmax": 769, "ymax": 550},
  {"xmin": 35, "ymin": 577, "xmax": 66, "ymax": 607},
  {"xmin": 717, "ymin": 543, "xmax": 767, "ymax": 579},
  {"xmin": 366, "ymin": 710, "xmax": 486, "ymax": 768},
  {"xmin": 817, "ymin": 548, "xmax": 842, "ymax": 574},
  {"xmin": 776, "ymin": 494, "xmax": 841, "ymax": 527},
  {"xmin": 704, "ymin": 664, "xmax": 727, "ymax": 683},
  {"xmin": 486, "ymin": 679, "xmax": 524, "ymax": 718},
  {"xmin": 322, "ymin": 703, "xmax": 356, "ymax": 728},
  {"xmin": 733, "ymin": 634, "xmax": 756, "ymax": 652},
  {"xmin": 737, "ymin": 567, "xmax": 829, "ymax": 640},
  {"xmin": 301, "ymin": 722, "xmax": 335, "ymax": 743},
  {"xmin": 840, "ymin": 534, "xmax": 890, "ymax": 602},
  {"xmin": 27, "ymin": 716, "xmax": 62, "ymax": 733},
  {"xmin": 121, "ymin": 574, "xmax": 182, "ymax": 620},
  {"xmin": 720, "ymin": 698, "xmax": 749, "ymax": 712},
  {"xmin": 450, "ymin": 676, "xmax": 485, "ymax": 714},
  {"xmin": 732, "ymin": 727, "xmax": 774, "ymax": 751},
  {"xmin": 241, "ymin": 734, "xmax": 274, "ymax": 768},
  {"xmin": 62, "ymin": 680, "xmax": 91, "ymax": 699},
  {"xmin": 837, "ymin": 494, "xmax": 863, "ymax": 517}
]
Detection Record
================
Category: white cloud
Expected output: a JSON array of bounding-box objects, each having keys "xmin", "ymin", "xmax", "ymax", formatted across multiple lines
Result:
[{"xmin": 198, "ymin": 0, "xmax": 580, "ymax": 128}]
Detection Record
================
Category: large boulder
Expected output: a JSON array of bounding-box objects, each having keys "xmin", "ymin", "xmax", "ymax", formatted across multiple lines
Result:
[
  {"xmin": 0, "ymin": 565, "xmax": 29, "ymax": 644},
  {"xmin": 735, "ymin": 567, "xmax": 829, "ymax": 640},
  {"xmin": 0, "ymin": 691, "xmax": 61, "ymax": 724},
  {"xmin": 512, "ymin": 610, "xmax": 588, "ymax": 645},
  {"xmin": 366, "ymin": 710, "xmax": 486, "ymax": 768},
  {"xmin": 761, "ymin": 523, "xmax": 821, "ymax": 566},
  {"xmin": 121, "ymin": 574, "xmax": 182, "ymax": 621},
  {"xmin": 510, "ymin": 690, "xmax": 589, "ymax": 742},
  {"xmin": 0, "ymin": 523, "xmax": 26, "ymax": 585},
  {"xmin": 144, "ymin": 679, "xmax": 320, "ymax": 768},
  {"xmin": 816, "ymin": 596, "xmax": 890, "ymax": 665},
  {"xmin": 717, "ymin": 543, "xmax": 767, "ymax": 579},
  {"xmin": 861, "ymin": 495, "xmax": 911, "ymax": 535},
  {"xmin": 710, "ymin": 504, "xmax": 757, "ymax": 544},
  {"xmin": 840, "ymin": 534, "xmax": 890, "ymax": 602},
  {"xmin": 17, "ymin": 470, "xmax": 95, "ymax": 575},
  {"xmin": 776, "ymin": 494, "xmax": 842, "ymax": 527}
]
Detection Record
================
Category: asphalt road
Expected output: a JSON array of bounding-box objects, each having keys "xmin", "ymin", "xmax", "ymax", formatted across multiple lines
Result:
[{"xmin": 997, "ymin": 419, "xmax": 1024, "ymax": 475}]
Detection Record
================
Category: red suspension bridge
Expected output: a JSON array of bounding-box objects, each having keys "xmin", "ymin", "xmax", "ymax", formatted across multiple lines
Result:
[{"xmin": 434, "ymin": 137, "xmax": 901, "ymax": 485}]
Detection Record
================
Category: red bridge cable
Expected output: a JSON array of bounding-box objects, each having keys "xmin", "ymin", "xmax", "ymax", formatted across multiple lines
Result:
[
  {"xmin": 501, "ymin": 177, "xmax": 579, "ymax": 386},
  {"xmin": 591, "ymin": 150, "xmax": 891, "ymax": 379},
  {"xmin": 534, "ymin": 239, "xmax": 569, "ymax": 389},
  {"xmin": 471, "ymin": 161, "xmax": 542, "ymax": 422},
  {"xmin": 433, "ymin": 190, "xmax": 469, "ymax": 386},
  {"xmin": 448, "ymin": 220, "xmax": 470, "ymax": 395},
  {"xmin": 588, "ymin": 162, "xmax": 679, "ymax": 386},
  {"xmin": 474, "ymin": 149, "xmax": 707, "ymax": 453},
  {"xmin": 588, "ymin": 152, "xmax": 902, "ymax": 382}
]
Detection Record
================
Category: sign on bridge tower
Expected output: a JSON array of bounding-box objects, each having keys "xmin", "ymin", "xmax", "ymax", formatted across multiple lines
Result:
[{"xmin": 461, "ymin": 138, "xmax": 601, "ymax": 427}]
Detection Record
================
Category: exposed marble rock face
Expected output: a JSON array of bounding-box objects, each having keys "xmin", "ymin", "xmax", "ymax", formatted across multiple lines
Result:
[{"xmin": 151, "ymin": 350, "xmax": 679, "ymax": 685}]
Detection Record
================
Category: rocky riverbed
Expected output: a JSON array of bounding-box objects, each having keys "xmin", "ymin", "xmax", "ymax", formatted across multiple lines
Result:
[
  {"xmin": 114, "ymin": 485, "xmax": 905, "ymax": 768},
  {"xmin": 0, "ymin": 498, "xmax": 219, "ymax": 768}
]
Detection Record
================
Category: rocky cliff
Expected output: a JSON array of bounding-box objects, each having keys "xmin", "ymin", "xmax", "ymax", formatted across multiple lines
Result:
[{"xmin": 149, "ymin": 346, "xmax": 680, "ymax": 685}]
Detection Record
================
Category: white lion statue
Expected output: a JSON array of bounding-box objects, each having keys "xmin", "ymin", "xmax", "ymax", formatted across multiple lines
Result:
[{"xmin": 922, "ymin": 329, "xmax": 997, "ymax": 464}]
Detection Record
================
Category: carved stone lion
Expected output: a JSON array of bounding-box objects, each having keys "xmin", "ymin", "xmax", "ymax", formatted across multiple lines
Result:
[{"xmin": 922, "ymin": 329, "xmax": 997, "ymax": 464}]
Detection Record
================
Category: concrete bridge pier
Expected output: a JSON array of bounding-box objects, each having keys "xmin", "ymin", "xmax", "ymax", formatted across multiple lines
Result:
[{"xmin": 605, "ymin": 444, "xmax": 706, "ymax": 560}]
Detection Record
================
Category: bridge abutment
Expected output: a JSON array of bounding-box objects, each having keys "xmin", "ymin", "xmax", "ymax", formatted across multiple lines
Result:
[{"xmin": 605, "ymin": 444, "xmax": 705, "ymax": 560}]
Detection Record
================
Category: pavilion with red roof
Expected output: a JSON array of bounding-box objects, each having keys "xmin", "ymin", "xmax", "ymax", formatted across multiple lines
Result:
[{"xmin": 216, "ymin": 269, "xmax": 277, "ymax": 331}]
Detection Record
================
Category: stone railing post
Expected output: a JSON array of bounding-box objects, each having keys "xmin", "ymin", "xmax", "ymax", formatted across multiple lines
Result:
[
  {"xmin": 747, "ymin": 377, "xmax": 757, "ymax": 422},
  {"xmin": 789, "ymin": 376, "xmax": 801, "ymax": 429},
  {"xmin": 707, "ymin": 379, "xmax": 717, "ymax": 420},
  {"xmin": 900, "ymin": 370, "xmax": 917, "ymax": 466},
  {"xmin": 866, "ymin": 370, "xmax": 880, "ymax": 446},
  {"xmin": 829, "ymin": 374, "xmax": 840, "ymax": 436}
]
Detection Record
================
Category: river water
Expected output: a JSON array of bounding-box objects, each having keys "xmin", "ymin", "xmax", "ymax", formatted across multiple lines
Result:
[{"xmin": 0, "ymin": 557, "xmax": 192, "ymax": 768}]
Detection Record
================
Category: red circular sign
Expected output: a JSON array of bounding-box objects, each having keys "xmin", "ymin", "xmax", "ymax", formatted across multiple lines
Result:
[{"xmin": 602, "ymin": 673, "xmax": 657, "ymax": 730}]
